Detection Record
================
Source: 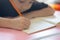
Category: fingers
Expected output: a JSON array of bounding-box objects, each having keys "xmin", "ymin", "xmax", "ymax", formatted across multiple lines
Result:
[
  {"xmin": 20, "ymin": 17, "xmax": 31, "ymax": 30},
  {"xmin": 10, "ymin": 17, "xmax": 31, "ymax": 30}
]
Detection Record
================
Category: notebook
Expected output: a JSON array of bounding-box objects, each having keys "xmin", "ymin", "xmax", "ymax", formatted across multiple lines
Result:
[{"xmin": 23, "ymin": 11, "xmax": 60, "ymax": 34}]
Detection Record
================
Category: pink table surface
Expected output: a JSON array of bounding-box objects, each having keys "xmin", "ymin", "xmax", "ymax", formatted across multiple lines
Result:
[{"xmin": 0, "ymin": 28, "xmax": 29, "ymax": 40}]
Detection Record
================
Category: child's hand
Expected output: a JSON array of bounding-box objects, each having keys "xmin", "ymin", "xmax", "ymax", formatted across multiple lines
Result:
[
  {"xmin": 0, "ymin": 17, "xmax": 31, "ymax": 30},
  {"xmin": 12, "ymin": 17, "xmax": 31, "ymax": 30}
]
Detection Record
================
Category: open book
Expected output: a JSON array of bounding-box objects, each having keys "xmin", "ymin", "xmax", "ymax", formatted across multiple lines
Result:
[{"xmin": 23, "ymin": 11, "xmax": 60, "ymax": 34}]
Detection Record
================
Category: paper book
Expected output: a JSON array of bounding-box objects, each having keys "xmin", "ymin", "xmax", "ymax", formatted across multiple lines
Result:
[
  {"xmin": 23, "ymin": 17, "xmax": 59, "ymax": 33},
  {"xmin": 23, "ymin": 11, "xmax": 60, "ymax": 34}
]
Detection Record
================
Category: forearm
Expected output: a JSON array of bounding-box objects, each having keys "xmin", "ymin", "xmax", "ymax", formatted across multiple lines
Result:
[
  {"xmin": 24, "ymin": 6, "xmax": 55, "ymax": 19},
  {"xmin": 0, "ymin": 17, "xmax": 15, "ymax": 28},
  {"xmin": 0, "ymin": 17, "xmax": 30, "ymax": 30}
]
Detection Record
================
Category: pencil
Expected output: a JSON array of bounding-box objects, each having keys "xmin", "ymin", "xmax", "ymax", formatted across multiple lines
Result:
[{"xmin": 9, "ymin": 0, "xmax": 23, "ymax": 16}]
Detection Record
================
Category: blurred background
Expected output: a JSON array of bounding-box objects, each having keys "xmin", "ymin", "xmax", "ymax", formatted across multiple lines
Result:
[{"xmin": 36, "ymin": 0, "xmax": 60, "ymax": 11}]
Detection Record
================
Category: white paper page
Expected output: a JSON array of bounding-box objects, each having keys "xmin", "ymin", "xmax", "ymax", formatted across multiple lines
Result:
[
  {"xmin": 23, "ymin": 11, "xmax": 60, "ymax": 34},
  {"xmin": 23, "ymin": 18, "xmax": 55, "ymax": 33}
]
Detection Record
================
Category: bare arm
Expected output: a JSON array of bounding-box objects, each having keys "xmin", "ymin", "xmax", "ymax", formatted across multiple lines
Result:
[
  {"xmin": 24, "ymin": 6, "xmax": 55, "ymax": 19},
  {"xmin": 0, "ymin": 17, "xmax": 30, "ymax": 30}
]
